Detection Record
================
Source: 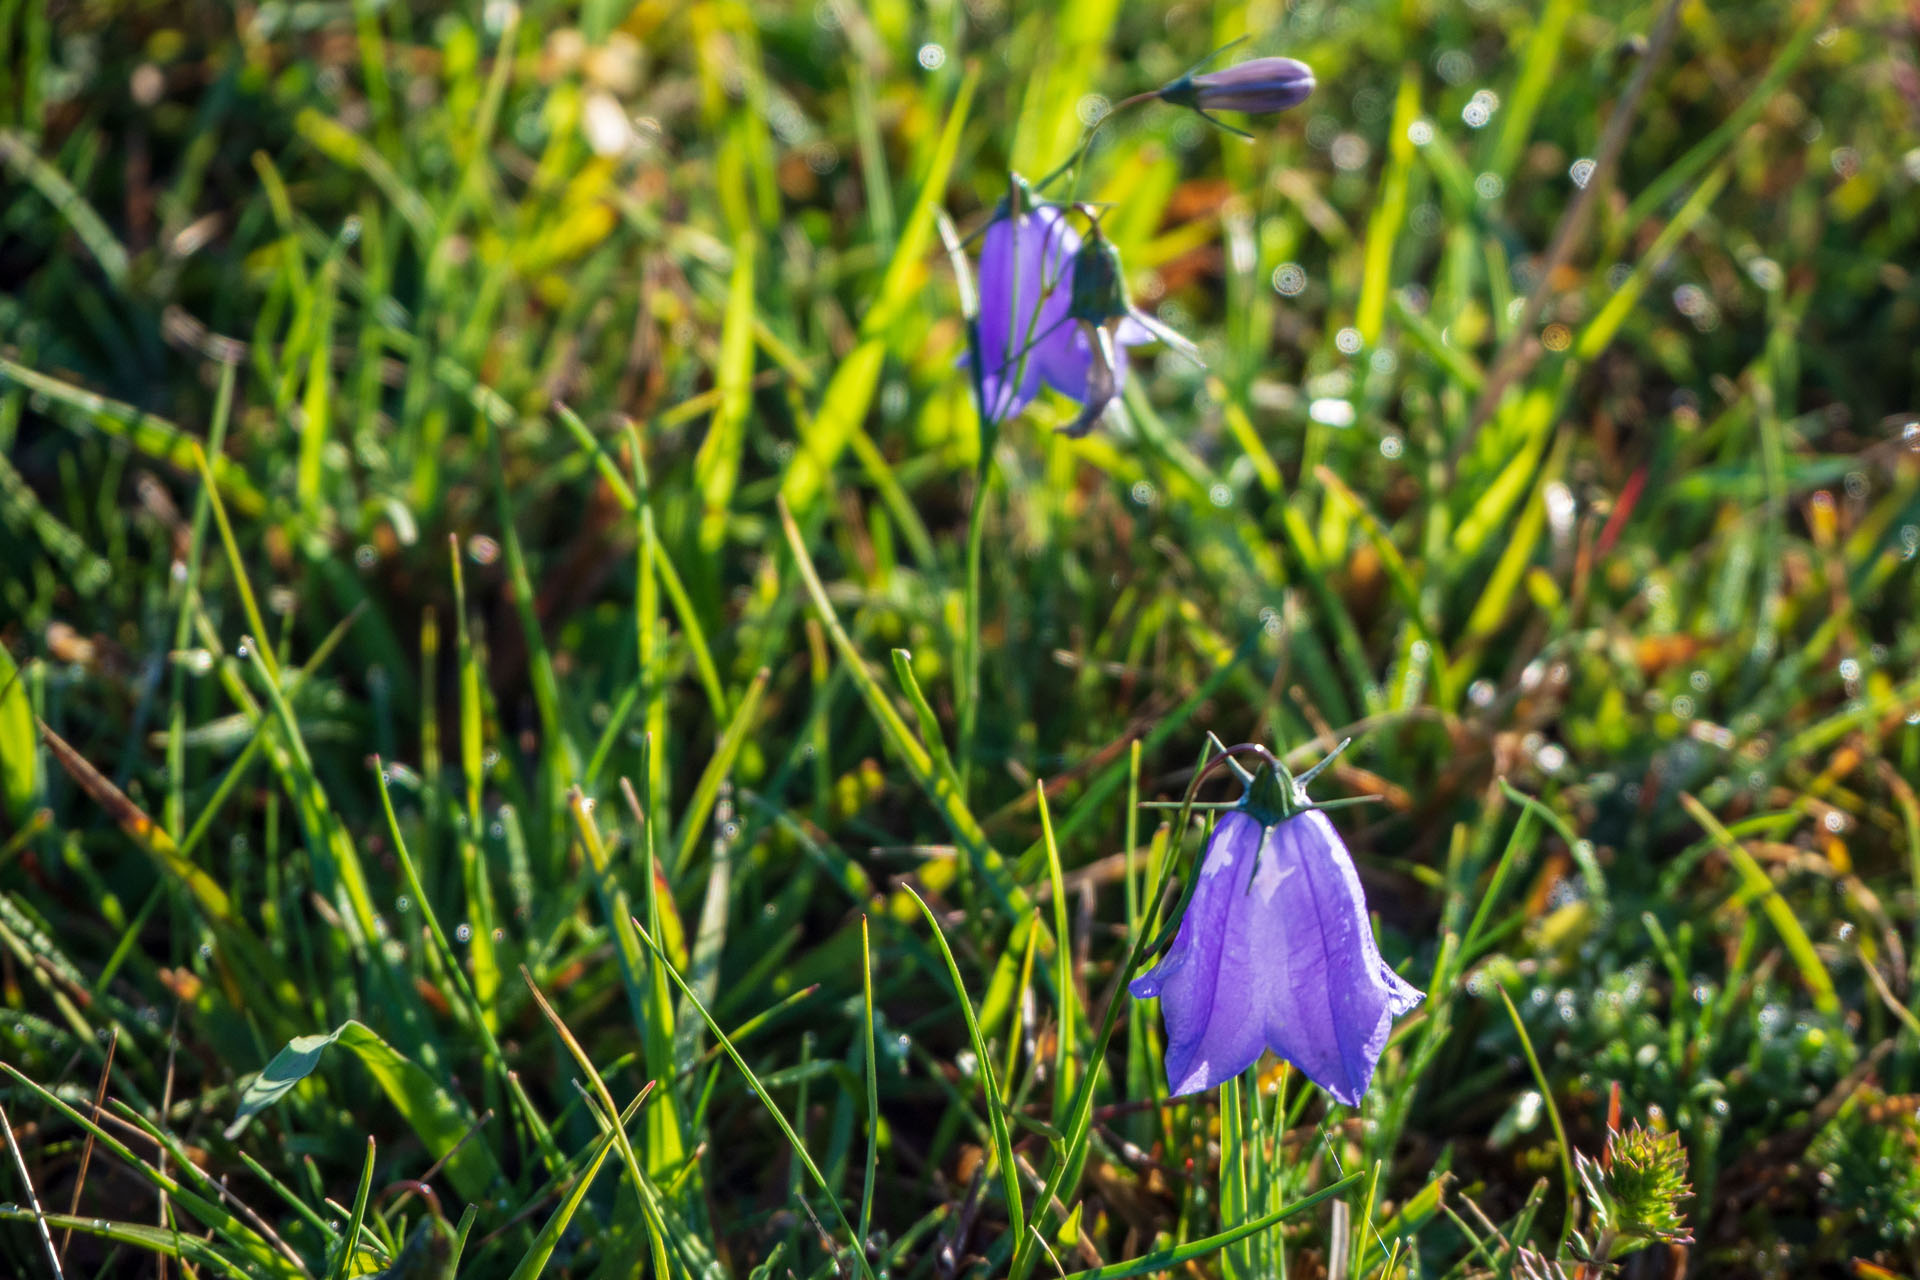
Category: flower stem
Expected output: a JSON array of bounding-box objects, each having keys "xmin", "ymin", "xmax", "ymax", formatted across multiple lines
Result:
[
  {"xmin": 957, "ymin": 460, "xmax": 992, "ymax": 794},
  {"xmin": 1027, "ymin": 91, "xmax": 1159, "ymax": 203}
]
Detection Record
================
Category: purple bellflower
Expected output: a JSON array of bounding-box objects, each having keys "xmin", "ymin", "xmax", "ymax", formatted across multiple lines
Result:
[
  {"xmin": 970, "ymin": 182, "xmax": 1076, "ymax": 424},
  {"xmin": 1130, "ymin": 745, "xmax": 1422, "ymax": 1104},
  {"xmin": 967, "ymin": 181, "xmax": 1197, "ymax": 434}
]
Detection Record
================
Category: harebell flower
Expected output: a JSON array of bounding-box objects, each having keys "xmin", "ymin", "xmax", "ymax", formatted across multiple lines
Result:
[{"xmin": 1131, "ymin": 741, "xmax": 1423, "ymax": 1104}]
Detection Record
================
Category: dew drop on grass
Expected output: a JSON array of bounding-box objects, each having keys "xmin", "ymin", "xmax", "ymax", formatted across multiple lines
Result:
[
  {"xmin": 396, "ymin": 895, "xmax": 411, "ymax": 913},
  {"xmin": 456, "ymin": 923, "xmax": 472, "ymax": 943}
]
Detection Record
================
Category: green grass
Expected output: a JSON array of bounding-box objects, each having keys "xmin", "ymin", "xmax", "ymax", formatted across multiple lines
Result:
[{"xmin": 2, "ymin": 0, "xmax": 1919, "ymax": 1275}]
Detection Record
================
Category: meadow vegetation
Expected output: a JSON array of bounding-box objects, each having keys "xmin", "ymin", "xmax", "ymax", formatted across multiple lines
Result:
[{"xmin": 1, "ymin": 0, "xmax": 1918, "ymax": 1275}]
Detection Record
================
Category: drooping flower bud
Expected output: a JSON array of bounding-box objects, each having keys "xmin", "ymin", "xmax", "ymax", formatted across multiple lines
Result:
[{"xmin": 1158, "ymin": 56, "xmax": 1315, "ymax": 131}]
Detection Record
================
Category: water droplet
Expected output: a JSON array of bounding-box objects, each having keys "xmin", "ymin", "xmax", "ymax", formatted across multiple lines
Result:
[
  {"xmin": 396, "ymin": 895, "xmax": 412, "ymax": 913},
  {"xmin": 1272, "ymin": 262, "xmax": 1307, "ymax": 296},
  {"xmin": 916, "ymin": 42, "xmax": 945, "ymax": 70},
  {"xmin": 456, "ymin": 923, "xmax": 472, "ymax": 943}
]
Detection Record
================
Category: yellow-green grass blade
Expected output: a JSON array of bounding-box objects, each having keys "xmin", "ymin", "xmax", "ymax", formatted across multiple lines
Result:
[
  {"xmin": 1681, "ymin": 792, "xmax": 1840, "ymax": 1019},
  {"xmin": 779, "ymin": 66, "xmax": 977, "ymax": 514},
  {"xmin": 902, "ymin": 886, "xmax": 1026, "ymax": 1256},
  {"xmin": 0, "ymin": 357, "xmax": 265, "ymax": 516},
  {"xmin": 633, "ymin": 917, "xmax": 879, "ymax": 1280}
]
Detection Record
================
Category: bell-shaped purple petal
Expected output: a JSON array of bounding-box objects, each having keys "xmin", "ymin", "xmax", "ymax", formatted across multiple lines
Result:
[
  {"xmin": 1188, "ymin": 57, "xmax": 1316, "ymax": 114},
  {"xmin": 970, "ymin": 206, "xmax": 1082, "ymax": 423},
  {"xmin": 1131, "ymin": 808, "xmax": 1422, "ymax": 1104},
  {"xmin": 1129, "ymin": 811, "xmax": 1270, "ymax": 1093},
  {"xmin": 1039, "ymin": 316, "xmax": 1152, "ymax": 405}
]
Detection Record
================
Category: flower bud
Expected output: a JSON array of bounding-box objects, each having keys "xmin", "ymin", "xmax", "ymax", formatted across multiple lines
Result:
[{"xmin": 1160, "ymin": 56, "xmax": 1315, "ymax": 116}]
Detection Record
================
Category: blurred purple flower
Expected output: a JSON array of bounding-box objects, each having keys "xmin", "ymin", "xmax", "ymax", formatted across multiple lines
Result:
[
  {"xmin": 1055, "ymin": 230, "xmax": 1198, "ymax": 436},
  {"xmin": 1155, "ymin": 53, "xmax": 1315, "ymax": 137},
  {"xmin": 1176, "ymin": 56, "xmax": 1316, "ymax": 114},
  {"xmin": 970, "ymin": 201, "xmax": 1084, "ymax": 424},
  {"xmin": 966, "ymin": 191, "xmax": 1195, "ymax": 433},
  {"xmin": 1130, "ymin": 765, "xmax": 1422, "ymax": 1104}
]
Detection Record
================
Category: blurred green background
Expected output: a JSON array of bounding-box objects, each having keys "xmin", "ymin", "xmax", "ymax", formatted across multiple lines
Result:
[{"xmin": 2, "ymin": 0, "xmax": 1918, "ymax": 1275}]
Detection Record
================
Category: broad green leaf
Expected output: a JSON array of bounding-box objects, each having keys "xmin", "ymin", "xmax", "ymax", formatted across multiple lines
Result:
[{"xmin": 230, "ymin": 1020, "xmax": 502, "ymax": 1201}]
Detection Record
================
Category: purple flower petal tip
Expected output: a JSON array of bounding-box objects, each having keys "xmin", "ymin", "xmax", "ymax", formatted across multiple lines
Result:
[{"xmin": 1132, "ymin": 807, "xmax": 1423, "ymax": 1105}]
